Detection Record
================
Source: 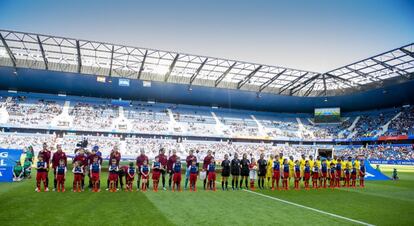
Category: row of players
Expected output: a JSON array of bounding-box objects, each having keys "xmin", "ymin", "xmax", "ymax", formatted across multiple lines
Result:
[{"xmin": 28, "ymin": 143, "xmax": 367, "ymax": 192}]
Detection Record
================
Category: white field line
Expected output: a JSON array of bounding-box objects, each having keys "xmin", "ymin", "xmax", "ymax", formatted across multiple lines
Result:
[{"xmin": 243, "ymin": 189, "xmax": 375, "ymax": 226}]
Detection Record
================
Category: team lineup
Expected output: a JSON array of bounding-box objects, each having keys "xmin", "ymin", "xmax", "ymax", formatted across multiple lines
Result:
[{"xmin": 24, "ymin": 142, "xmax": 368, "ymax": 193}]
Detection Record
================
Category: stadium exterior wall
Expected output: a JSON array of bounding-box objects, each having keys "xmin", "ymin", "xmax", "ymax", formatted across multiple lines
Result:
[{"xmin": 0, "ymin": 66, "xmax": 413, "ymax": 113}]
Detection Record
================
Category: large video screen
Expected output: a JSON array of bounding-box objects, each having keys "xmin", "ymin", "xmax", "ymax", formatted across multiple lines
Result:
[{"xmin": 314, "ymin": 108, "xmax": 340, "ymax": 123}]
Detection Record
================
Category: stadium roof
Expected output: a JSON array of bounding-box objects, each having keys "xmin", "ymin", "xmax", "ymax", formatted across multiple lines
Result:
[{"xmin": 0, "ymin": 29, "xmax": 413, "ymax": 97}]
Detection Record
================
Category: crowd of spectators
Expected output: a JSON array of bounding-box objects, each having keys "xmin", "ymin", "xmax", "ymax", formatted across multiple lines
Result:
[{"xmin": 0, "ymin": 95, "xmax": 412, "ymax": 140}]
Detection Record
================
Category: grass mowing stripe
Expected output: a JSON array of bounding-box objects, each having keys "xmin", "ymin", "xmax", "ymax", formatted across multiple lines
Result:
[{"xmin": 243, "ymin": 189, "xmax": 375, "ymax": 226}]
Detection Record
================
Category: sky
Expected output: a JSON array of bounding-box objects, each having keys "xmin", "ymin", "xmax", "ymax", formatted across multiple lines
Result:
[{"xmin": 0, "ymin": 0, "xmax": 413, "ymax": 73}]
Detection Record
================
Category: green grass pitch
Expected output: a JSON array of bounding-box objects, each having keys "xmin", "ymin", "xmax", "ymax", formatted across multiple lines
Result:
[{"xmin": 1, "ymin": 165, "xmax": 413, "ymax": 226}]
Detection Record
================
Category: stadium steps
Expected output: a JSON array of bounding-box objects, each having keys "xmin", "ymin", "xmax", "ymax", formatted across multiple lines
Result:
[
  {"xmin": 342, "ymin": 116, "xmax": 360, "ymax": 138},
  {"xmin": 250, "ymin": 115, "xmax": 267, "ymax": 136},
  {"xmin": 112, "ymin": 106, "xmax": 132, "ymax": 131},
  {"xmin": 376, "ymin": 112, "xmax": 402, "ymax": 136},
  {"xmin": 211, "ymin": 112, "xmax": 232, "ymax": 136},
  {"xmin": 51, "ymin": 101, "xmax": 73, "ymax": 127},
  {"xmin": 296, "ymin": 117, "xmax": 313, "ymax": 139}
]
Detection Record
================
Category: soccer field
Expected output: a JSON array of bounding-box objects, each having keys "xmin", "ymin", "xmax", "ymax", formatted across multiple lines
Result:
[{"xmin": 1, "ymin": 167, "xmax": 413, "ymax": 226}]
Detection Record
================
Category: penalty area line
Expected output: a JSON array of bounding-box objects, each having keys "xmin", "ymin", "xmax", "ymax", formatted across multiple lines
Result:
[{"xmin": 243, "ymin": 190, "xmax": 375, "ymax": 226}]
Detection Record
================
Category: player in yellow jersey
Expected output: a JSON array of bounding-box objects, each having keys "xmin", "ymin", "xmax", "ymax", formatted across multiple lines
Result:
[
  {"xmin": 300, "ymin": 154, "xmax": 306, "ymax": 177},
  {"xmin": 308, "ymin": 155, "xmax": 315, "ymax": 170},
  {"xmin": 279, "ymin": 153, "xmax": 284, "ymax": 165},
  {"xmin": 265, "ymin": 154, "xmax": 274, "ymax": 188},
  {"xmin": 288, "ymin": 156, "xmax": 295, "ymax": 182},
  {"xmin": 354, "ymin": 157, "xmax": 360, "ymax": 177}
]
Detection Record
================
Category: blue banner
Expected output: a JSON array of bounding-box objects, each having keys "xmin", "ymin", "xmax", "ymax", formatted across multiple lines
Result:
[
  {"xmin": 364, "ymin": 160, "xmax": 390, "ymax": 181},
  {"xmin": 369, "ymin": 160, "xmax": 414, "ymax": 166},
  {"xmin": 0, "ymin": 149, "xmax": 23, "ymax": 182}
]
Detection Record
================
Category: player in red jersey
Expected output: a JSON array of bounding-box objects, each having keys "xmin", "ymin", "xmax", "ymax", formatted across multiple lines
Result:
[
  {"xmin": 203, "ymin": 150, "xmax": 213, "ymax": 190},
  {"xmin": 136, "ymin": 148, "xmax": 149, "ymax": 191},
  {"xmin": 152, "ymin": 156, "xmax": 162, "ymax": 192},
  {"xmin": 55, "ymin": 159, "xmax": 67, "ymax": 192},
  {"xmin": 156, "ymin": 148, "xmax": 168, "ymax": 190},
  {"xmin": 140, "ymin": 160, "xmax": 150, "ymax": 192},
  {"xmin": 35, "ymin": 155, "xmax": 48, "ymax": 192},
  {"xmin": 73, "ymin": 147, "xmax": 88, "ymax": 191},
  {"xmin": 185, "ymin": 150, "xmax": 197, "ymax": 190},
  {"xmin": 38, "ymin": 142, "xmax": 51, "ymax": 187},
  {"xmin": 51, "ymin": 144, "xmax": 67, "ymax": 191},
  {"xmin": 72, "ymin": 161, "xmax": 84, "ymax": 192},
  {"xmin": 167, "ymin": 149, "xmax": 178, "ymax": 190},
  {"xmin": 89, "ymin": 156, "xmax": 101, "ymax": 192}
]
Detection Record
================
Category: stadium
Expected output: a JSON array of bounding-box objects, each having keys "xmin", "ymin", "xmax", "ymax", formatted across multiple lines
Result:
[{"xmin": 0, "ymin": 1, "xmax": 414, "ymax": 226}]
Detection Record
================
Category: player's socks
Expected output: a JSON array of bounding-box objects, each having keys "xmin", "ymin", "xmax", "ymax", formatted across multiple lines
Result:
[
  {"xmin": 222, "ymin": 181, "xmax": 224, "ymax": 190},
  {"xmin": 185, "ymin": 178, "xmax": 189, "ymax": 189},
  {"xmin": 225, "ymin": 181, "xmax": 228, "ymax": 190}
]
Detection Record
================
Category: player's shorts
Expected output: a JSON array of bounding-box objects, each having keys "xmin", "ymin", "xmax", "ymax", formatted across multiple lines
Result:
[
  {"xmin": 141, "ymin": 174, "xmax": 149, "ymax": 180},
  {"xmin": 221, "ymin": 169, "xmax": 230, "ymax": 177},
  {"xmin": 208, "ymin": 172, "xmax": 216, "ymax": 181},
  {"xmin": 330, "ymin": 173, "xmax": 336, "ymax": 180},
  {"xmin": 36, "ymin": 171, "xmax": 47, "ymax": 181},
  {"xmin": 173, "ymin": 172, "xmax": 182, "ymax": 182},
  {"xmin": 312, "ymin": 172, "xmax": 319, "ymax": 179},
  {"xmin": 91, "ymin": 172, "xmax": 100, "ymax": 181},
  {"xmin": 295, "ymin": 172, "xmax": 300, "ymax": 179},
  {"xmin": 56, "ymin": 174, "xmax": 65, "ymax": 182},
  {"xmin": 125, "ymin": 175, "xmax": 134, "ymax": 182},
  {"xmin": 283, "ymin": 172, "xmax": 289, "ymax": 179},
  {"xmin": 289, "ymin": 170, "xmax": 294, "ymax": 178},
  {"xmin": 345, "ymin": 173, "xmax": 350, "ymax": 180},
  {"xmin": 273, "ymin": 170, "xmax": 280, "ymax": 179},
  {"xmin": 304, "ymin": 172, "xmax": 310, "ymax": 181},
  {"xmin": 231, "ymin": 169, "xmax": 240, "ymax": 176},
  {"xmin": 190, "ymin": 173, "xmax": 198, "ymax": 182},
  {"xmin": 258, "ymin": 169, "xmax": 266, "ymax": 177},
  {"xmin": 241, "ymin": 168, "xmax": 249, "ymax": 177},
  {"xmin": 108, "ymin": 173, "xmax": 118, "ymax": 181},
  {"xmin": 74, "ymin": 174, "xmax": 83, "ymax": 182},
  {"xmin": 359, "ymin": 172, "xmax": 365, "ymax": 178},
  {"xmin": 351, "ymin": 174, "xmax": 356, "ymax": 180},
  {"xmin": 249, "ymin": 171, "xmax": 257, "ymax": 180},
  {"xmin": 152, "ymin": 171, "xmax": 161, "ymax": 180},
  {"xmin": 336, "ymin": 170, "xmax": 341, "ymax": 178},
  {"xmin": 321, "ymin": 172, "xmax": 327, "ymax": 178}
]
